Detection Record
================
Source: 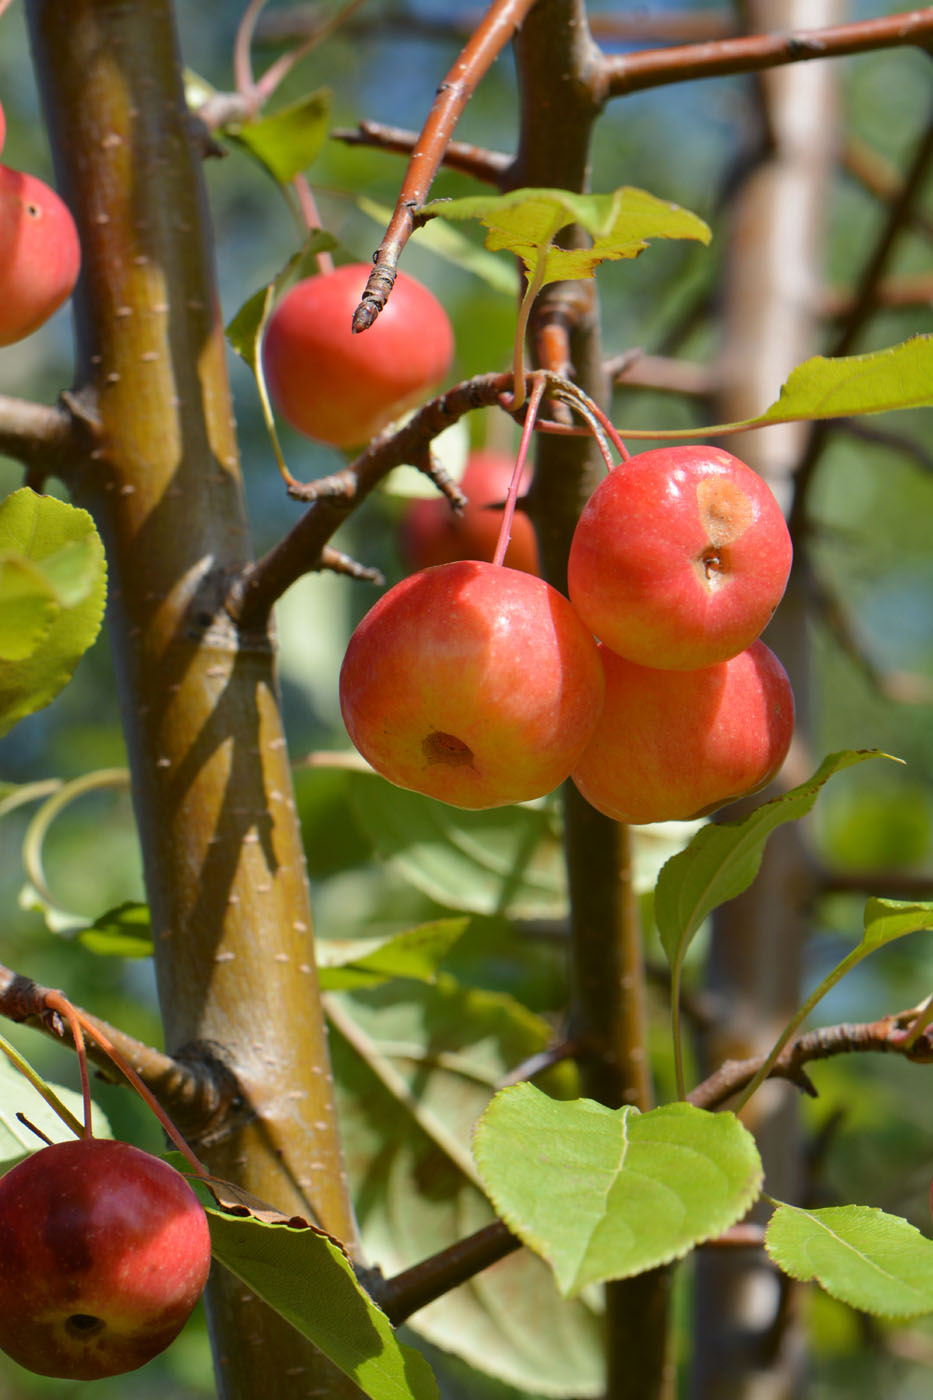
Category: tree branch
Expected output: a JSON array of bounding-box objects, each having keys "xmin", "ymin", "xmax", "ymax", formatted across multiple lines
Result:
[
  {"xmin": 331, "ymin": 119, "xmax": 510, "ymax": 183},
  {"xmin": 227, "ymin": 372, "xmax": 514, "ymax": 628},
  {"xmin": 351, "ymin": 0, "xmax": 538, "ymax": 331},
  {"xmin": 600, "ymin": 11, "xmax": 933, "ymax": 100},
  {"xmin": 689, "ymin": 1013, "xmax": 933, "ymax": 1111},
  {"xmin": 0, "ymin": 964, "xmax": 237, "ymax": 1144},
  {"xmin": 0, "ymin": 392, "xmax": 89, "ymax": 488}
]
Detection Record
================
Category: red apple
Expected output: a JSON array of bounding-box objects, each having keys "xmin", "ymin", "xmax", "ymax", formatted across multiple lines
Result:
[
  {"xmin": 399, "ymin": 450, "xmax": 541, "ymax": 576},
  {"xmin": 339, "ymin": 560, "xmax": 605, "ymax": 809},
  {"xmin": 262, "ymin": 262, "xmax": 454, "ymax": 447},
  {"xmin": 0, "ymin": 1138, "xmax": 211, "ymax": 1380},
  {"xmin": 571, "ymin": 639, "xmax": 794, "ymax": 825},
  {"xmin": 567, "ymin": 445, "xmax": 792, "ymax": 670},
  {"xmin": 0, "ymin": 165, "xmax": 81, "ymax": 346}
]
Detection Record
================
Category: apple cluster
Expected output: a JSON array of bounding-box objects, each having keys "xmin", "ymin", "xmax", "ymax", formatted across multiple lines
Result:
[
  {"xmin": 0, "ymin": 99, "xmax": 81, "ymax": 346},
  {"xmin": 0, "ymin": 1138, "xmax": 211, "ymax": 1380},
  {"xmin": 340, "ymin": 445, "xmax": 795, "ymax": 823}
]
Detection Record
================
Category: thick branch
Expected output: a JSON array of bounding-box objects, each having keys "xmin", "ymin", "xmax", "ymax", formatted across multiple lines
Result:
[
  {"xmin": 600, "ymin": 12, "xmax": 933, "ymax": 100},
  {"xmin": 0, "ymin": 393, "xmax": 87, "ymax": 485}
]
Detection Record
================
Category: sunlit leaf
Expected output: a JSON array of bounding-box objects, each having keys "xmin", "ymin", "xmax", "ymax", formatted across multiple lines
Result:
[
  {"xmin": 766, "ymin": 1203, "xmax": 933, "ymax": 1318},
  {"xmin": 318, "ymin": 917, "xmax": 469, "ymax": 990},
  {"xmin": 0, "ymin": 491, "xmax": 107, "ymax": 737},
  {"xmin": 207, "ymin": 1211, "xmax": 439, "ymax": 1400},
  {"xmin": 0, "ymin": 1045, "xmax": 111, "ymax": 1169},
  {"xmin": 76, "ymin": 901, "xmax": 153, "ymax": 957},
  {"xmin": 861, "ymin": 896, "xmax": 933, "ymax": 949},
  {"xmin": 419, "ymin": 186, "xmax": 710, "ymax": 289},
  {"xmin": 226, "ymin": 89, "xmax": 333, "ymax": 184},
  {"xmin": 655, "ymin": 750, "xmax": 892, "ymax": 974},
  {"xmin": 473, "ymin": 1085, "xmax": 762, "ymax": 1297}
]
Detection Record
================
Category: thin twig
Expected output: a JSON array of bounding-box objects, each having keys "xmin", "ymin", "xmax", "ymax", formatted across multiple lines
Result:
[
  {"xmin": 600, "ymin": 12, "xmax": 933, "ymax": 100},
  {"xmin": 689, "ymin": 1013, "xmax": 933, "ymax": 1112},
  {"xmin": 352, "ymin": 0, "xmax": 538, "ymax": 332},
  {"xmin": 331, "ymin": 120, "xmax": 510, "ymax": 183},
  {"xmin": 843, "ymin": 136, "xmax": 933, "ymax": 241}
]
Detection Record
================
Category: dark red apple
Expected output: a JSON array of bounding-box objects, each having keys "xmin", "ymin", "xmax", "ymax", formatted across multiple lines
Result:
[
  {"xmin": 567, "ymin": 445, "xmax": 792, "ymax": 670},
  {"xmin": 571, "ymin": 639, "xmax": 794, "ymax": 824},
  {"xmin": 0, "ymin": 1138, "xmax": 211, "ymax": 1379},
  {"xmin": 339, "ymin": 560, "xmax": 605, "ymax": 809},
  {"xmin": 262, "ymin": 262, "xmax": 454, "ymax": 447},
  {"xmin": 399, "ymin": 450, "xmax": 541, "ymax": 576}
]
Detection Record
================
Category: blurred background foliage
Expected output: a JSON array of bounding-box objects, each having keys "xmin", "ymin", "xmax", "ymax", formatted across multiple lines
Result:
[{"xmin": 0, "ymin": 1, "xmax": 931, "ymax": 1396}]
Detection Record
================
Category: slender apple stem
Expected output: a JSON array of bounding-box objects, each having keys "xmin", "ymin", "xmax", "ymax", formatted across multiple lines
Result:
[
  {"xmin": 493, "ymin": 374, "xmax": 546, "ymax": 567},
  {"xmin": 53, "ymin": 994, "xmax": 212, "ymax": 1178},
  {"xmin": 511, "ymin": 252, "xmax": 553, "ymax": 411},
  {"xmin": 0, "ymin": 1031, "xmax": 84, "ymax": 1138},
  {"xmin": 293, "ymin": 175, "xmax": 335, "ymax": 276}
]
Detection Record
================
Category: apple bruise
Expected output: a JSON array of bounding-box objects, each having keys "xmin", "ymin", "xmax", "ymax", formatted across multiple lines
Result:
[
  {"xmin": 695, "ymin": 475, "xmax": 755, "ymax": 590},
  {"xmin": 422, "ymin": 730, "xmax": 475, "ymax": 767}
]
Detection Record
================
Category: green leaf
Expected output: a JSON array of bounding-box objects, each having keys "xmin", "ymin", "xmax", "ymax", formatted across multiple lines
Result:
[
  {"xmin": 861, "ymin": 896, "xmax": 933, "ymax": 949},
  {"xmin": 0, "ymin": 490, "xmax": 107, "ymax": 737},
  {"xmin": 76, "ymin": 901, "xmax": 153, "ymax": 957},
  {"xmin": 655, "ymin": 750, "xmax": 892, "ymax": 973},
  {"xmin": 206, "ymin": 1211, "xmax": 439, "ymax": 1400},
  {"xmin": 345, "ymin": 772, "xmax": 567, "ymax": 920},
  {"xmin": 0, "ymin": 1046, "xmax": 111, "ymax": 1170},
  {"xmin": 765, "ymin": 1203, "xmax": 933, "ymax": 1319},
  {"xmin": 419, "ymin": 186, "xmax": 711, "ymax": 289},
  {"xmin": 226, "ymin": 233, "xmax": 337, "ymax": 372},
  {"xmin": 754, "ymin": 336, "xmax": 933, "ymax": 423},
  {"xmin": 331, "ymin": 983, "xmax": 600, "ymax": 1395},
  {"xmin": 473, "ymin": 1085, "xmax": 762, "ymax": 1297},
  {"xmin": 318, "ymin": 918, "xmax": 469, "ymax": 990},
  {"xmin": 623, "ymin": 336, "xmax": 933, "ymax": 440},
  {"xmin": 226, "ymin": 89, "xmax": 333, "ymax": 183}
]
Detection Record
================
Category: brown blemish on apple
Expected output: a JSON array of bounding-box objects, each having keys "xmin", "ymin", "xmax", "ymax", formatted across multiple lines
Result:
[
  {"xmin": 695, "ymin": 477, "xmax": 755, "ymax": 589},
  {"xmin": 422, "ymin": 731, "xmax": 475, "ymax": 767},
  {"xmin": 696, "ymin": 476, "xmax": 755, "ymax": 546}
]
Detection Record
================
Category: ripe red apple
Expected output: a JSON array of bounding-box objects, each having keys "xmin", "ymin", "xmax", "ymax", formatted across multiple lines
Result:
[
  {"xmin": 571, "ymin": 639, "xmax": 794, "ymax": 825},
  {"xmin": 339, "ymin": 560, "xmax": 605, "ymax": 809},
  {"xmin": 399, "ymin": 450, "xmax": 542, "ymax": 576},
  {"xmin": 262, "ymin": 262, "xmax": 454, "ymax": 447},
  {"xmin": 0, "ymin": 165, "xmax": 81, "ymax": 346},
  {"xmin": 0, "ymin": 1138, "xmax": 211, "ymax": 1380},
  {"xmin": 567, "ymin": 445, "xmax": 792, "ymax": 670}
]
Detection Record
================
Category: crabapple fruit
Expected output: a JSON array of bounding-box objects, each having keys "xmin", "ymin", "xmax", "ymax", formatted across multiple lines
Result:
[
  {"xmin": 339, "ymin": 560, "xmax": 605, "ymax": 809},
  {"xmin": 0, "ymin": 1138, "xmax": 211, "ymax": 1380},
  {"xmin": 571, "ymin": 638, "xmax": 794, "ymax": 825},
  {"xmin": 0, "ymin": 165, "xmax": 81, "ymax": 346},
  {"xmin": 400, "ymin": 449, "xmax": 541, "ymax": 575},
  {"xmin": 262, "ymin": 262, "xmax": 454, "ymax": 447},
  {"xmin": 567, "ymin": 445, "xmax": 792, "ymax": 670}
]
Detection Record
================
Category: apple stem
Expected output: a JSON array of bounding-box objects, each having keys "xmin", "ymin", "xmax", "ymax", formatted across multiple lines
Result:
[
  {"xmin": 43, "ymin": 990, "xmax": 212, "ymax": 1179},
  {"xmin": 293, "ymin": 175, "xmax": 335, "ymax": 276},
  {"xmin": 44, "ymin": 991, "xmax": 93, "ymax": 1139},
  {"xmin": 492, "ymin": 373, "xmax": 546, "ymax": 568}
]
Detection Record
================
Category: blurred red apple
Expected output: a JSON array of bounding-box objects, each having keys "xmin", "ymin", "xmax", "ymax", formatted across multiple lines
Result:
[
  {"xmin": 400, "ymin": 450, "xmax": 541, "ymax": 575},
  {"xmin": 568, "ymin": 445, "xmax": 792, "ymax": 670},
  {"xmin": 571, "ymin": 638, "xmax": 794, "ymax": 824},
  {"xmin": 339, "ymin": 560, "xmax": 604, "ymax": 809},
  {"xmin": 0, "ymin": 1138, "xmax": 211, "ymax": 1380},
  {"xmin": 262, "ymin": 262, "xmax": 453, "ymax": 447},
  {"xmin": 0, "ymin": 165, "xmax": 81, "ymax": 345}
]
